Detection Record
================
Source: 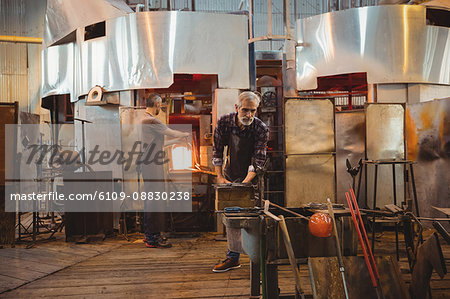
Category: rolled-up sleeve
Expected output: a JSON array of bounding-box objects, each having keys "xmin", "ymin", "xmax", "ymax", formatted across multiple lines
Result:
[
  {"xmin": 212, "ymin": 118, "xmax": 226, "ymax": 166},
  {"xmin": 252, "ymin": 124, "xmax": 269, "ymax": 170}
]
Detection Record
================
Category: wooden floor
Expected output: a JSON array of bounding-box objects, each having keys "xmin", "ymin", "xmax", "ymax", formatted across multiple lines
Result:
[{"xmin": 0, "ymin": 230, "xmax": 449, "ymax": 298}]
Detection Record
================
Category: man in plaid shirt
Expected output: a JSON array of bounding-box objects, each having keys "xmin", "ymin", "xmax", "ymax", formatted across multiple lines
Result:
[{"xmin": 212, "ymin": 91, "xmax": 269, "ymax": 272}]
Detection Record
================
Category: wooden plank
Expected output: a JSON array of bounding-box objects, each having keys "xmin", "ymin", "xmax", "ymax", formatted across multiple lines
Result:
[
  {"xmin": 0, "ymin": 249, "xmax": 76, "ymax": 267},
  {"xmin": 0, "ymin": 266, "xmax": 47, "ymax": 283},
  {"xmin": 38, "ymin": 244, "xmax": 111, "ymax": 258},
  {"xmin": 0, "ymin": 256, "xmax": 60, "ymax": 273},
  {"xmin": 432, "ymin": 206, "xmax": 450, "ymax": 217},
  {"xmin": 309, "ymin": 256, "xmax": 410, "ymax": 299},
  {"xmin": 0, "ymin": 247, "xmax": 84, "ymax": 262},
  {"xmin": 0, "ymin": 231, "xmax": 449, "ymax": 298},
  {"xmin": 0, "ymin": 274, "xmax": 26, "ymax": 294},
  {"xmin": 5, "ymin": 279, "xmax": 251, "ymax": 297}
]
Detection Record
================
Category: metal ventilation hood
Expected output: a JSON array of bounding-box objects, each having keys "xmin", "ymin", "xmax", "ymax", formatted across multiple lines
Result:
[{"xmin": 44, "ymin": 0, "xmax": 132, "ymax": 47}]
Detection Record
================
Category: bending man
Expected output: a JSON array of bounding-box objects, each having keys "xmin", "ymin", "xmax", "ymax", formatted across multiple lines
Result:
[{"xmin": 212, "ymin": 91, "xmax": 269, "ymax": 272}]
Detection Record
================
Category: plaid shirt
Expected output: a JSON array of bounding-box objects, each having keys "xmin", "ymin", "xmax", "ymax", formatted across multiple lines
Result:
[{"xmin": 212, "ymin": 112, "xmax": 269, "ymax": 171}]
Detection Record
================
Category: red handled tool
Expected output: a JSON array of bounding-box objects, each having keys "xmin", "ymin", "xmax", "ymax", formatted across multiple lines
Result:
[
  {"xmin": 350, "ymin": 188, "xmax": 380, "ymax": 280},
  {"xmin": 346, "ymin": 192, "xmax": 384, "ymax": 299}
]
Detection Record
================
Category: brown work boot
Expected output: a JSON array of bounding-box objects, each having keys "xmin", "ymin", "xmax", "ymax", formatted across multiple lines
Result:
[
  {"xmin": 212, "ymin": 258, "xmax": 241, "ymax": 273},
  {"xmin": 145, "ymin": 236, "xmax": 172, "ymax": 248}
]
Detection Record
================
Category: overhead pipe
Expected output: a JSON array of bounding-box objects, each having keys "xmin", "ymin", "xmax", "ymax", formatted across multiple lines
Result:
[
  {"xmin": 284, "ymin": 0, "xmax": 292, "ymax": 39},
  {"xmin": 0, "ymin": 35, "xmax": 42, "ymax": 44},
  {"xmin": 267, "ymin": 0, "xmax": 272, "ymax": 38}
]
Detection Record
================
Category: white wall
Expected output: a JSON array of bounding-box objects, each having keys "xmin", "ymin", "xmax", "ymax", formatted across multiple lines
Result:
[{"xmin": 377, "ymin": 83, "xmax": 450, "ymax": 103}]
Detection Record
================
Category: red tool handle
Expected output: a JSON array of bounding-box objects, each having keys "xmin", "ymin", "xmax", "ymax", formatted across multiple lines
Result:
[
  {"xmin": 346, "ymin": 192, "xmax": 378, "ymax": 288},
  {"xmin": 350, "ymin": 188, "xmax": 380, "ymax": 280}
]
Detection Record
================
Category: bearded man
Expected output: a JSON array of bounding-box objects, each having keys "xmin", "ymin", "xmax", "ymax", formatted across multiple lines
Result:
[{"xmin": 211, "ymin": 91, "xmax": 269, "ymax": 272}]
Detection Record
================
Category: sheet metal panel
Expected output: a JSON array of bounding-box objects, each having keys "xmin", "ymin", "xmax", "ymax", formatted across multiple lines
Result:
[
  {"xmin": 42, "ymin": 12, "xmax": 249, "ymax": 101},
  {"xmin": 285, "ymin": 154, "xmax": 335, "ymax": 206},
  {"xmin": 366, "ymin": 104, "xmax": 405, "ymax": 208},
  {"xmin": 366, "ymin": 104, "xmax": 405, "ymax": 160},
  {"xmin": 74, "ymin": 102, "xmax": 122, "ymax": 176},
  {"xmin": 335, "ymin": 111, "xmax": 365, "ymax": 205},
  {"xmin": 44, "ymin": 0, "xmax": 132, "ymax": 47},
  {"xmin": 296, "ymin": 5, "xmax": 450, "ymax": 90},
  {"xmin": 285, "ymin": 99, "xmax": 334, "ymax": 155},
  {"xmin": 41, "ymin": 43, "xmax": 75, "ymax": 98},
  {"xmin": 72, "ymin": 102, "xmax": 124, "ymax": 214},
  {"xmin": 406, "ymin": 98, "xmax": 450, "ymax": 219},
  {"xmin": 118, "ymin": 106, "xmax": 168, "ymax": 211}
]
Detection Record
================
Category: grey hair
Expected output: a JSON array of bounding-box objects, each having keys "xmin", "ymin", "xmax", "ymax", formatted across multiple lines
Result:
[
  {"xmin": 145, "ymin": 93, "xmax": 162, "ymax": 108},
  {"xmin": 236, "ymin": 91, "xmax": 260, "ymax": 108}
]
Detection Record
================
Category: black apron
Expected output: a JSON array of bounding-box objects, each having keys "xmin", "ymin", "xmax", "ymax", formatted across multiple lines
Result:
[{"xmin": 223, "ymin": 128, "xmax": 254, "ymax": 183}]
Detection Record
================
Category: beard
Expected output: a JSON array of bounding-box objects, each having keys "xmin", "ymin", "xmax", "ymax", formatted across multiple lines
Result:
[{"xmin": 238, "ymin": 115, "xmax": 254, "ymax": 126}]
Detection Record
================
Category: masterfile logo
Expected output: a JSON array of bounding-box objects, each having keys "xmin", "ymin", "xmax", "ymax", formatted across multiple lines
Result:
[{"xmin": 4, "ymin": 124, "xmax": 193, "ymax": 213}]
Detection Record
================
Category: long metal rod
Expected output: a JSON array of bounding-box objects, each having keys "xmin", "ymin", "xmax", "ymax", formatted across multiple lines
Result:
[
  {"xmin": 372, "ymin": 164, "xmax": 378, "ymax": 252},
  {"xmin": 279, "ymin": 215, "xmax": 305, "ymax": 298},
  {"xmin": 284, "ymin": 0, "xmax": 291, "ymax": 39},
  {"xmin": 0, "ymin": 35, "xmax": 42, "ymax": 44},
  {"xmin": 263, "ymin": 199, "xmax": 309, "ymax": 220},
  {"xmin": 410, "ymin": 164, "xmax": 420, "ymax": 216},
  {"xmin": 350, "ymin": 189, "xmax": 380, "ymax": 279},
  {"xmin": 349, "ymin": 190, "xmax": 385, "ymax": 299},
  {"xmin": 327, "ymin": 198, "xmax": 349, "ymax": 299},
  {"xmin": 392, "ymin": 164, "xmax": 399, "ymax": 260},
  {"xmin": 346, "ymin": 192, "xmax": 378, "ymax": 288},
  {"xmin": 356, "ymin": 162, "xmax": 363, "ymax": 206},
  {"xmin": 267, "ymin": 0, "xmax": 272, "ymax": 37},
  {"xmin": 249, "ymin": 0, "xmax": 254, "ymax": 39}
]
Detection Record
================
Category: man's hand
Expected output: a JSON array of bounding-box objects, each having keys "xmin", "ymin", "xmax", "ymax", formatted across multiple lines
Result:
[{"xmin": 217, "ymin": 176, "xmax": 231, "ymax": 184}]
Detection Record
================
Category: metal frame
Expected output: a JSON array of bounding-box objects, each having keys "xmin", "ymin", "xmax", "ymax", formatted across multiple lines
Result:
[
  {"xmin": 284, "ymin": 96, "xmax": 337, "ymax": 205},
  {"xmin": 248, "ymin": 0, "xmax": 294, "ymax": 44}
]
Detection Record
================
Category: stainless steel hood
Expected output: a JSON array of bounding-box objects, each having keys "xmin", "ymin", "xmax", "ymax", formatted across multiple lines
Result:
[
  {"xmin": 44, "ymin": 0, "xmax": 132, "ymax": 47},
  {"xmin": 296, "ymin": 5, "xmax": 450, "ymax": 90},
  {"xmin": 42, "ymin": 11, "xmax": 250, "ymax": 101}
]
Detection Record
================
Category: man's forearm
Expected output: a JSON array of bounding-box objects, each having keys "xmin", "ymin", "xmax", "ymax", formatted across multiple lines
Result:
[
  {"xmin": 164, "ymin": 128, "xmax": 188, "ymax": 138},
  {"xmin": 242, "ymin": 171, "xmax": 256, "ymax": 184},
  {"xmin": 214, "ymin": 165, "xmax": 224, "ymax": 179},
  {"xmin": 215, "ymin": 165, "xmax": 231, "ymax": 184}
]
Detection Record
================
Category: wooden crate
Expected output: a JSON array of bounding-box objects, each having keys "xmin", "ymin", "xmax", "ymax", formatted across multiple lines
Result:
[
  {"xmin": 214, "ymin": 185, "xmax": 254, "ymax": 211},
  {"xmin": 214, "ymin": 185, "xmax": 254, "ymax": 233}
]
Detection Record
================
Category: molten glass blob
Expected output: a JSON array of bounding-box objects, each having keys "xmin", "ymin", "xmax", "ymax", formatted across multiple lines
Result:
[{"xmin": 308, "ymin": 213, "xmax": 333, "ymax": 237}]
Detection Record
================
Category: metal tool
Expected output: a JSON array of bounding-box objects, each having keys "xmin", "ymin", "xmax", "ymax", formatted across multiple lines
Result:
[
  {"xmin": 433, "ymin": 221, "xmax": 450, "ymax": 245},
  {"xmin": 346, "ymin": 192, "xmax": 384, "ymax": 299},
  {"xmin": 350, "ymin": 189, "xmax": 381, "ymax": 280},
  {"xmin": 326, "ymin": 198, "xmax": 350, "ymax": 299},
  {"xmin": 279, "ymin": 215, "xmax": 305, "ymax": 299},
  {"xmin": 262, "ymin": 199, "xmax": 309, "ymax": 220},
  {"xmin": 346, "ymin": 158, "xmax": 362, "ymax": 191},
  {"xmin": 222, "ymin": 207, "xmax": 262, "ymax": 213}
]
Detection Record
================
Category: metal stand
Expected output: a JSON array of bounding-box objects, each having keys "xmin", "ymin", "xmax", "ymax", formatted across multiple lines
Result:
[
  {"xmin": 359, "ymin": 159, "xmax": 419, "ymax": 260},
  {"xmin": 73, "ymin": 118, "xmax": 93, "ymax": 242}
]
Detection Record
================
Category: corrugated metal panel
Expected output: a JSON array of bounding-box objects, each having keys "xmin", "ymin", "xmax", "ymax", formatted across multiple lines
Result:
[
  {"xmin": 0, "ymin": 42, "xmax": 27, "ymax": 75},
  {"xmin": 0, "ymin": 0, "xmax": 28, "ymax": 105},
  {"xmin": 0, "ymin": 73, "xmax": 28, "ymax": 103},
  {"xmin": 25, "ymin": 0, "xmax": 46, "ymax": 114},
  {"xmin": 295, "ymin": 0, "xmax": 321, "ymax": 18},
  {"xmin": 195, "ymin": 0, "xmax": 241, "ymax": 12},
  {"xmin": 0, "ymin": 0, "xmax": 26, "ymax": 34}
]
